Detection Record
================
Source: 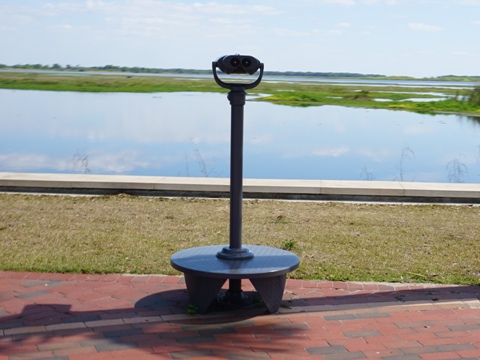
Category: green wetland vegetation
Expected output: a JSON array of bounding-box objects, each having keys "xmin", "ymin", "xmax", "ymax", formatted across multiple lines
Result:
[
  {"xmin": 260, "ymin": 89, "xmax": 480, "ymax": 116},
  {"xmin": 1, "ymin": 71, "xmax": 480, "ymax": 117}
]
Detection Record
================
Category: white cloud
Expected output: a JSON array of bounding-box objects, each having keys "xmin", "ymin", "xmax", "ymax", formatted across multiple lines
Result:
[
  {"xmin": 210, "ymin": 18, "xmax": 253, "ymax": 25},
  {"xmin": 272, "ymin": 28, "xmax": 309, "ymax": 37},
  {"xmin": 196, "ymin": 3, "xmax": 280, "ymax": 16},
  {"xmin": 0, "ymin": 153, "xmax": 70, "ymax": 172},
  {"xmin": 357, "ymin": 148, "xmax": 390, "ymax": 162},
  {"xmin": 0, "ymin": 25, "xmax": 16, "ymax": 31},
  {"xmin": 313, "ymin": 147, "xmax": 350, "ymax": 157},
  {"xmin": 322, "ymin": 0, "xmax": 397, "ymax": 5},
  {"xmin": 0, "ymin": 150, "xmax": 158, "ymax": 174},
  {"xmin": 337, "ymin": 22, "xmax": 352, "ymax": 27},
  {"xmin": 41, "ymin": 1, "xmax": 279, "ymax": 17},
  {"xmin": 6, "ymin": 1, "xmax": 279, "ymax": 41},
  {"xmin": 87, "ymin": 150, "xmax": 150, "ymax": 173},
  {"xmin": 328, "ymin": 29, "xmax": 343, "ymax": 36},
  {"xmin": 322, "ymin": 0, "xmax": 356, "ymax": 5},
  {"xmin": 408, "ymin": 22, "xmax": 442, "ymax": 32},
  {"xmin": 458, "ymin": 0, "xmax": 480, "ymax": 5},
  {"xmin": 49, "ymin": 23, "xmax": 74, "ymax": 30}
]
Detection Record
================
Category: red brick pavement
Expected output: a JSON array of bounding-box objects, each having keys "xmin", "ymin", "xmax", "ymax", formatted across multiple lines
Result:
[{"xmin": 1, "ymin": 271, "xmax": 479, "ymax": 359}]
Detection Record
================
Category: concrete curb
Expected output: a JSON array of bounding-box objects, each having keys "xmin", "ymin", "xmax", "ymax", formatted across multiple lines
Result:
[{"xmin": 1, "ymin": 172, "xmax": 479, "ymax": 203}]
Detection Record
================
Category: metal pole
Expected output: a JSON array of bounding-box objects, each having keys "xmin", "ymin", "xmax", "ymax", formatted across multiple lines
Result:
[
  {"xmin": 228, "ymin": 86, "xmax": 246, "ymax": 250},
  {"xmin": 216, "ymin": 85, "xmax": 253, "ymax": 260}
]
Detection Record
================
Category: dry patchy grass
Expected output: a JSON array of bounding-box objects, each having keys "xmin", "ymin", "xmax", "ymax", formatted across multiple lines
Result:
[{"xmin": 1, "ymin": 193, "xmax": 479, "ymax": 284}]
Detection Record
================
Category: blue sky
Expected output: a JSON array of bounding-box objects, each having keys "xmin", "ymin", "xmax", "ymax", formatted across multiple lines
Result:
[{"xmin": 1, "ymin": 0, "xmax": 479, "ymax": 77}]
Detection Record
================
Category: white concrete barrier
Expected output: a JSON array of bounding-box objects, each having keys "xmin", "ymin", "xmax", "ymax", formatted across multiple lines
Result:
[{"xmin": 1, "ymin": 172, "xmax": 479, "ymax": 203}]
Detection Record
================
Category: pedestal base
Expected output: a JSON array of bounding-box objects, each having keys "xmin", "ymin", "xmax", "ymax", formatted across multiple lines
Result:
[
  {"xmin": 171, "ymin": 245, "xmax": 300, "ymax": 314},
  {"xmin": 217, "ymin": 280, "xmax": 253, "ymax": 310}
]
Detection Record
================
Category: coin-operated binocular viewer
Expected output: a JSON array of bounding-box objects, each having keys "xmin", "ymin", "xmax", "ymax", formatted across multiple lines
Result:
[
  {"xmin": 212, "ymin": 54, "xmax": 264, "ymax": 261},
  {"xmin": 171, "ymin": 55, "xmax": 299, "ymax": 313}
]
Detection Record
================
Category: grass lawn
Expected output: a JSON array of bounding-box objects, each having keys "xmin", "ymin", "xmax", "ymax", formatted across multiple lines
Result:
[{"xmin": 1, "ymin": 193, "xmax": 479, "ymax": 285}]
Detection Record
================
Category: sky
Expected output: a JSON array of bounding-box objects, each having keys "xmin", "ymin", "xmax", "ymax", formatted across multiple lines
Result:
[{"xmin": 1, "ymin": 0, "xmax": 480, "ymax": 77}]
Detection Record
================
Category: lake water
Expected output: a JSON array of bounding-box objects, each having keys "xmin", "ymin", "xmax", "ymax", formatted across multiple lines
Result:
[{"xmin": 1, "ymin": 89, "xmax": 480, "ymax": 183}]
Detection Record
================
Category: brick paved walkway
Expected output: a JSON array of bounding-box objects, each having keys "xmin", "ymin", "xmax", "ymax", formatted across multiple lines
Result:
[{"xmin": 0, "ymin": 272, "xmax": 479, "ymax": 359}]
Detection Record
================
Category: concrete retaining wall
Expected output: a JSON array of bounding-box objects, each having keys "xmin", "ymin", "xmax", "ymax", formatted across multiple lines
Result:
[{"xmin": 1, "ymin": 172, "xmax": 479, "ymax": 203}]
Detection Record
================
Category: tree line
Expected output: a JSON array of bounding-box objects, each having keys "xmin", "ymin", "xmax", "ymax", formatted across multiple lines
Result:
[
  {"xmin": 1, "ymin": 63, "xmax": 479, "ymax": 81},
  {"xmin": 0, "ymin": 63, "xmax": 209, "ymax": 74}
]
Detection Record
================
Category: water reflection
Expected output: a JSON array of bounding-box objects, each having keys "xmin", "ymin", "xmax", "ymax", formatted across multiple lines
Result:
[{"xmin": 1, "ymin": 89, "xmax": 479, "ymax": 183}]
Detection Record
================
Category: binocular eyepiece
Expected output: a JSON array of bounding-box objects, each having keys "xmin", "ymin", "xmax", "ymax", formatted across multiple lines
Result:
[{"xmin": 215, "ymin": 54, "xmax": 261, "ymax": 75}]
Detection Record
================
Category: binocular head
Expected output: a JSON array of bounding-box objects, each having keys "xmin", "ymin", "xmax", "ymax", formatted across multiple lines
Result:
[{"xmin": 215, "ymin": 55, "xmax": 261, "ymax": 75}]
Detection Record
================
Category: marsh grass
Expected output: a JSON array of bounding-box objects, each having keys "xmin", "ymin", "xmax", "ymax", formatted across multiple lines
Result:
[
  {"xmin": 259, "ymin": 90, "xmax": 480, "ymax": 116},
  {"xmin": 0, "ymin": 72, "xmax": 223, "ymax": 93},
  {"xmin": 2, "ymin": 72, "xmax": 480, "ymax": 116},
  {"xmin": 1, "ymin": 193, "xmax": 479, "ymax": 285}
]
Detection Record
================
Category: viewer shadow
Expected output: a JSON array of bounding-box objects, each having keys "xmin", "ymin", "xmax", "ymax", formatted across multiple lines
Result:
[{"xmin": 0, "ymin": 288, "xmax": 267, "ymax": 358}]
